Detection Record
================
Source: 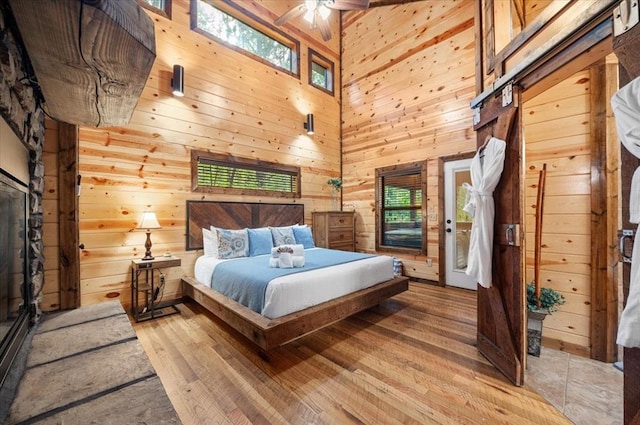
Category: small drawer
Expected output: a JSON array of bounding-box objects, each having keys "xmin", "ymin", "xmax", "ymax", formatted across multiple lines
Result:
[
  {"xmin": 329, "ymin": 242, "xmax": 354, "ymax": 251},
  {"xmin": 329, "ymin": 214, "xmax": 354, "ymax": 228},
  {"xmin": 329, "ymin": 230, "xmax": 353, "ymax": 244}
]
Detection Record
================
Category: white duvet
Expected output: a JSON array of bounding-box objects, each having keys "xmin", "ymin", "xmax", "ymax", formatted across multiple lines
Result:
[{"xmin": 194, "ymin": 248, "xmax": 394, "ymax": 319}]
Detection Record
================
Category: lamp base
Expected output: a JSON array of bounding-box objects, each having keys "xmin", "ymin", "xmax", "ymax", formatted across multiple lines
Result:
[{"xmin": 141, "ymin": 255, "xmax": 155, "ymax": 261}]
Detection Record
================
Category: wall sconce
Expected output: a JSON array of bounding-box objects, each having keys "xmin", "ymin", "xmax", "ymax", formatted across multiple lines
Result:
[
  {"xmin": 137, "ymin": 211, "xmax": 162, "ymax": 261},
  {"xmin": 171, "ymin": 64, "xmax": 184, "ymax": 97},
  {"xmin": 304, "ymin": 113, "xmax": 314, "ymax": 135}
]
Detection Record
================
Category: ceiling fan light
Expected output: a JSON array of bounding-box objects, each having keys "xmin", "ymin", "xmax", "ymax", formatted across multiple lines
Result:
[
  {"xmin": 305, "ymin": 0, "xmax": 316, "ymax": 11},
  {"xmin": 318, "ymin": 4, "xmax": 331, "ymax": 19},
  {"xmin": 303, "ymin": 9, "xmax": 315, "ymax": 23}
]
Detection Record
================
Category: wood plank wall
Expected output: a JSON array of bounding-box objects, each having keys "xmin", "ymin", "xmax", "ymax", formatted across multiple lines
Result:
[
  {"xmin": 44, "ymin": 0, "xmax": 342, "ymax": 307},
  {"xmin": 523, "ymin": 69, "xmax": 592, "ymax": 355},
  {"xmin": 42, "ymin": 119, "xmax": 61, "ymax": 311},
  {"xmin": 341, "ymin": 1, "xmax": 477, "ymax": 281}
]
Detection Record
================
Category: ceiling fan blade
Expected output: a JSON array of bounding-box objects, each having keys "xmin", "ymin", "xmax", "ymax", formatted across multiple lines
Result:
[
  {"xmin": 328, "ymin": 0, "xmax": 370, "ymax": 10},
  {"xmin": 275, "ymin": 4, "xmax": 306, "ymax": 26},
  {"xmin": 316, "ymin": 15, "xmax": 332, "ymax": 41}
]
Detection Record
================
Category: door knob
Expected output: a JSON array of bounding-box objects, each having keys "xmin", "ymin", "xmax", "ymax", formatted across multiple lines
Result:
[{"xmin": 445, "ymin": 228, "xmax": 452, "ymax": 233}]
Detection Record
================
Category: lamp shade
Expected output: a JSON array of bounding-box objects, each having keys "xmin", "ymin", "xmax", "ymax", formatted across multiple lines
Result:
[{"xmin": 137, "ymin": 211, "xmax": 161, "ymax": 230}]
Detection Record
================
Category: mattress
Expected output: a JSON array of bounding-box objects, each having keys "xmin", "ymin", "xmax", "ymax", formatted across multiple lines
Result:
[{"xmin": 194, "ymin": 248, "xmax": 394, "ymax": 318}]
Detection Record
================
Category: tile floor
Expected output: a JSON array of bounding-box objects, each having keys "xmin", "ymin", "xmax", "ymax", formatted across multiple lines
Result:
[{"xmin": 526, "ymin": 347, "xmax": 623, "ymax": 425}]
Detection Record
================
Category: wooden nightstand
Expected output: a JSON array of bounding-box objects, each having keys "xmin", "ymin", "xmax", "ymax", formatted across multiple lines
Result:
[
  {"xmin": 130, "ymin": 256, "xmax": 181, "ymax": 322},
  {"xmin": 312, "ymin": 211, "xmax": 355, "ymax": 251}
]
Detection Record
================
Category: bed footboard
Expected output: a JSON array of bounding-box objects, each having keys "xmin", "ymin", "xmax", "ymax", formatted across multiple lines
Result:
[{"xmin": 181, "ymin": 276, "xmax": 409, "ymax": 350}]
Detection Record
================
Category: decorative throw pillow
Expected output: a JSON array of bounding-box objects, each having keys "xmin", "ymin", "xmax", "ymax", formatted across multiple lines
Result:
[
  {"xmin": 248, "ymin": 227, "xmax": 273, "ymax": 256},
  {"xmin": 202, "ymin": 227, "xmax": 217, "ymax": 257},
  {"xmin": 216, "ymin": 228, "xmax": 249, "ymax": 259},
  {"xmin": 270, "ymin": 226, "xmax": 296, "ymax": 246},
  {"xmin": 293, "ymin": 225, "xmax": 315, "ymax": 249}
]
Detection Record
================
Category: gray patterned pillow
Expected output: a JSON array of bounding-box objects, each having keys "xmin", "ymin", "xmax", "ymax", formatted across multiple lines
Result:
[
  {"xmin": 216, "ymin": 228, "xmax": 249, "ymax": 259},
  {"xmin": 270, "ymin": 226, "xmax": 296, "ymax": 246}
]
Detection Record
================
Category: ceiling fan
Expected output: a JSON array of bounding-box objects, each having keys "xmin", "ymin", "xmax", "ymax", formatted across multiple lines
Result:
[{"xmin": 275, "ymin": 0, "xmax": 370, "ymax": 41}]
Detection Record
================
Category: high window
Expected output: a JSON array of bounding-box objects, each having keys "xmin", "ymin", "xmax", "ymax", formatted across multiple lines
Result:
[
  {"xmin": 192, "ymin": 0, "xmax": 299, "ymax": 76},
  {"xmin": 375, "ymin": 162, "xmax": 426, "ymax": 253},
  {"xmin": 191, "ymin": 150, "xmax": 301, "ymax": 198},
  {"xmin": 138, "ymin": 0, "xmax": 171, "ymax": 18},
  {"xmin": 308, "ymin": 48, "xmax": 334, "ymax": 95}
]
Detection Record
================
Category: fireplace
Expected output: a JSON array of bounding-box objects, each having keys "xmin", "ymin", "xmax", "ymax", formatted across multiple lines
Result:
[{"xmin": 0, "ymin": 169, "xmax": 31, "ymax": 389}]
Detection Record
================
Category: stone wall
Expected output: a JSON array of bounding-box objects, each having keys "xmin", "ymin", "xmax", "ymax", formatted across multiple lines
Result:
[{"xmin": 0, "ymin": 4, "xmax": 46, "ymax": 319}]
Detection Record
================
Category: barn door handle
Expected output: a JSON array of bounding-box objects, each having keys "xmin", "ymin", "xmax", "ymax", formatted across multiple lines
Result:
[
  {"xmin": 505, "ymin": 225, "xmax": 515, "ymax": 246},
  {"xmin": 619, "ymin": 229, "xmax": 634, "ymax": 263}
]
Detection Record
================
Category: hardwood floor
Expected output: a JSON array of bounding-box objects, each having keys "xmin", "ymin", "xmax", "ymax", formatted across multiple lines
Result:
[{"xmin": 133, "ymin": 282, "xmax": 570, "ymax": 424}]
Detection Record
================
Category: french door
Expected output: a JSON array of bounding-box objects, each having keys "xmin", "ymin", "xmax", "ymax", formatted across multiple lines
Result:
[{"xmin": 444, "ymin": 158, "xmax": 476, "ymax": 290}]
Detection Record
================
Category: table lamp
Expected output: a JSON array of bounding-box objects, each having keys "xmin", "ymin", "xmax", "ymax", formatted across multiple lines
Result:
[{"xmin": 137, "ymin": 211, "xmax": 161, "ymax": 260}]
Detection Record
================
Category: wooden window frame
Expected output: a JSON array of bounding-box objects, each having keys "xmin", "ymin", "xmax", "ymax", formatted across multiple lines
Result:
[
  {"xmin": 308, "ymin": 48, "xmax": 334, "ymax": 95},
  {"xmin": 191, "ymin": 0, "xmax": 300, "ymax": 78},
  {"xmin": 375, "ymin": 161, "xmax": 427, "ymax": 255},
  {"xmin": 191, "ymin": 150, "xmax": 301, "ymax": 199},
  {"xmin": 137, "ymin": 0, "xmax": 172, "ymax": 19}
]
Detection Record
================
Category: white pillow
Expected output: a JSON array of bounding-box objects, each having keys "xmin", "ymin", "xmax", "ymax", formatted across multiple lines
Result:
[{"xmin": 202, "ymin": 227, "xmax": 217, "ymax": 257}]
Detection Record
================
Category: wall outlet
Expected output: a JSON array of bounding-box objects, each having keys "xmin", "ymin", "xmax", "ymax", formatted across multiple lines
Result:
[{"xmin": 426, "ymin": 258, "xmax": 432, "ymax": 267}]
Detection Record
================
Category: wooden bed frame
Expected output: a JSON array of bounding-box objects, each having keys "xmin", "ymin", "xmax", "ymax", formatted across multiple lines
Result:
[{"xmin": 182, "ymin": 200, "xmax": 409, "ymax": 350}]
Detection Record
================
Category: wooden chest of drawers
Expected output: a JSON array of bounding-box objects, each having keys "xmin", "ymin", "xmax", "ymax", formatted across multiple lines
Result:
[{"xmin": 312, "ymin": 211, "xmax": 355, "ymax": 252}]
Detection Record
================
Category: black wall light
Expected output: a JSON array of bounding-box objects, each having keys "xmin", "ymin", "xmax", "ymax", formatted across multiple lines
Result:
[
  {"xmin": 172, "ymin": 64, "xmax": 184, "ymax": 97},
  {"xmin": 304, "ymin": 113, "xmax": 314, "ymax": 135}
]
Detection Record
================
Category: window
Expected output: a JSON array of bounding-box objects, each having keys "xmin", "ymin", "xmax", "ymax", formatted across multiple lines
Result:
[
  {"xmin": 192, "ymin": 0, "xmax": 299, "ymax": 76},
  {"xmin": 138, "ymin": 0, "xmax": 171, "ymax": 18},
  {"xmin": 375, "ymin": 162, "xmax": 426, "ymax": 253},
  {"xmin": 308, "ymin": 48, "xmax": 334, "ymax": 95},
  {"xmin": 191, "ymin": 150, "xmax": 301, "ymax": 198}
]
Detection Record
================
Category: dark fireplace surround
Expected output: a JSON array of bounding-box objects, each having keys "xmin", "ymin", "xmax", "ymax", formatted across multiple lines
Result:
[{"xmin": 0, "ymin": 3, "xmax": 46, "ymax": 396}]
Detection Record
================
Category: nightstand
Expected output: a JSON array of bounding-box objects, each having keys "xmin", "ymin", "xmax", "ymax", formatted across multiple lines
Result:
[
  {"xmin": 130, "ymin": 256, "xmax": 181, "ymax": 322},
  {"xmin": 312, "ymin": 211, "xmax": 355, "ymax": 251}
]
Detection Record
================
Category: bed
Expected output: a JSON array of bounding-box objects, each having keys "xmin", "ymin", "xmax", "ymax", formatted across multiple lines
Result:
[{"xmin": 181, "ymin": 201, "xmax": 409, "ymax": 350}]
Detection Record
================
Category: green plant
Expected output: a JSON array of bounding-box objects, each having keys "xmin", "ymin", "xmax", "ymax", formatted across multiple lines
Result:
[
  {"xmin": 526, "ymin": 282, "xmax": 565, "ymax": 313},
  {"xmin": 327, "ymin": 178, "xmax": 342, "ymax": 189}
]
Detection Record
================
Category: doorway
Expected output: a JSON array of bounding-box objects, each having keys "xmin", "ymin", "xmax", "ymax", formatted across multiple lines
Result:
[{"xmin": 443, "ymin": 158, "xmax": 476, "ymax": 290}]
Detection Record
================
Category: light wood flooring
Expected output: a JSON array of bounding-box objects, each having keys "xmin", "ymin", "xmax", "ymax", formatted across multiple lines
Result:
[{"xmin": 134, "ymin": 282, "xmax": 571, "ymax": 424}]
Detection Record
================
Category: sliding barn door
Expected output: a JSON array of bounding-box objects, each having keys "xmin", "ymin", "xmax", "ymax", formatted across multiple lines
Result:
[
  {"xmin": 473, "ymin": 86, "xmax": 525, "ymax": 386},
  {"xmin": 614, "ymin": 25, "xmax": 640, "ymax": 423}
]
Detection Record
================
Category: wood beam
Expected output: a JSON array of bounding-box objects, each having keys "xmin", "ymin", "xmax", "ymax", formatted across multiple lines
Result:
[
  {"xmin": 589, "ymin": 59, "xmax": 619, "ymax": 362},
  {"xmin": 7, "ymin": 0, "xmax": 156, "ymax": 127},
  {"xmin": 58, "ymin": 122, "xmax": 80, "ymax": 310}
]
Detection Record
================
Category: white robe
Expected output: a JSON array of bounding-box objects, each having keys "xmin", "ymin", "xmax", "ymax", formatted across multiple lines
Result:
[
  {"xmin": 611, "ymin": 77, "xmax": 640, "ymax": 347},
  {"xmin": 463, "ymin": 136, "xmax": 507, "ymax": 288}
]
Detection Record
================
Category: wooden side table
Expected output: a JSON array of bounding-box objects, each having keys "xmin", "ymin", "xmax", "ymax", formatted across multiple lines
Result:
[
  {"xmin": 312, "ymin": 211, "xmax": 356, "ymax": 251},
  {"xmin": 130, "ymin": 256, "xmax": 181, "ymax": 322}
]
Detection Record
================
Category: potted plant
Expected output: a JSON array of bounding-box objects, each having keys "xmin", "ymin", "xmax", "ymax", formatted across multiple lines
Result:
[
  {"xmin": 327, "ymin": 178, "xmax": 342, "ymax": 210},
  {"xmin": 526, "ymin": 282, "xmax": 565, "ymax": 356}
]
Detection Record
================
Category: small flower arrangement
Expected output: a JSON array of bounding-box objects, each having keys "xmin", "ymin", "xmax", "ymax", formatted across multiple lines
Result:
[
  {"xmin": 526, "ymin": 282, "xmax": 565, "ymax": 313},
  {"xmin": 327, "ymin": 178, "xmax": 342, "ymax": 189}
]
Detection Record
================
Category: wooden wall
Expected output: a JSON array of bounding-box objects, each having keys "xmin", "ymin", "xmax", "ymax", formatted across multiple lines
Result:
[
  {"xmin": 48, "ymin": 0, "xmax": 343, "ymax": 307},
  {"xmin": 523, "ymin": 69, "xmax": 592, "ymax": 354},
  {"xmin": 341, "ymin": 0, "xmax": 477, "ymax": 280},
  {"xmin": 41, "ymin": 119, "xmax": 60, "ymax": 311}
]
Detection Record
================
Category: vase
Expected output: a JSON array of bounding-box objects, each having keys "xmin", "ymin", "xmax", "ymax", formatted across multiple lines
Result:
[
  {"xmin": 331, "ymin": 187, "xmax": 340, "ymax": 211},
  {"xmin": 527, "ymin": 308, "xmax": 549, "ymax": 357}
]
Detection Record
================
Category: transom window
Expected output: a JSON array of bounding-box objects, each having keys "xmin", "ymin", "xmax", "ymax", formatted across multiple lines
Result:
[
  {"xmin": 138, "ymin": 0, "xmax": 171, "ymax": 18},
  {"xmin": 191, "ymin": 150, "xmax": 301, "ymax": 198},
  {"xmin": 375, "ymin": 162, "xmax": 426, "ymax": 253},
  {"xmin": 308, "ymin": 48, "xmax": 334, "ymax": 95},
  {"xmin": 192, "ymin": 0, "xmax": 299, "ymax": 76}
]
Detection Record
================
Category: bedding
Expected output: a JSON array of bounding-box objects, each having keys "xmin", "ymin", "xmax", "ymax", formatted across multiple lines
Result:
[{"xmin": 194, "ymin": 247, "xmax": 394, "ymax": 319}]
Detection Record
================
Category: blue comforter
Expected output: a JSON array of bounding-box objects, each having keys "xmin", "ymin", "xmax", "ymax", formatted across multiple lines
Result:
[{"xmin": 211, "ymin": 248, "xmax": 373, "ymax": 313}]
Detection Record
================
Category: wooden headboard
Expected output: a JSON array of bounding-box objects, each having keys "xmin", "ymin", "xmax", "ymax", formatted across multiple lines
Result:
[{"xmin": 186, "ymin": 201, "xmax": 305, "ymax": 250}]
